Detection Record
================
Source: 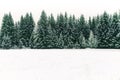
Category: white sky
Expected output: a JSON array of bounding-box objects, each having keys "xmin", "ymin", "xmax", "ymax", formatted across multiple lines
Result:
[
  {"xmin": 0, "ymin": 0, "xmax": 120, "ymax": 24},
  {"xmin": 0, "ymin": 50, "xmax": 120, "ymax": 80}
]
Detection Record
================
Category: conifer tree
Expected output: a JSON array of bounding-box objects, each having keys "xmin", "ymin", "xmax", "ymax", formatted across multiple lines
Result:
[
  {"xmin": 0, "ymin": 11, "xmax": 120, "ymax": 49},
  {"xmin": 19, "ymin": 13, "xmax": 35, "ymax": 48},
  {"xmin": 79, "ymin": 15, "xmax": 90, "ymax": 40},
  {"xmin": 88, "ymin": 31, "xmax": 98, "ymax": 48},
  {"xmin": 74, "ymin": 32, "xmax": 86, "ymax": 48},
  {"xmin": 34, "ymin": 10, "xmax": 54, "ymax": 48},
  {"xmin": 56, "ymin": 33, "xmax": 64, "ymax": 48},
  {"xmin": 48, "ymin": 14, "xmax": 56, "ymax": 30},
  {"xmin": 111, "ymin": 13, "xmax": 120, "ymax": 48},
  {"xmin": 56, "ymin": 13, "xmax": 65, "ymax": 35},
  {"xmin": 13, "ymin": 22, "xmax": 20, "ymax": 48},
  {"xmin": 89, "ymin": 17, "xmax": 97, "ymax": 35},
  {"xmin": 0, "ymin": 13, "xmax": 16, "ymax": 49},
  {"xmin": 97, "ymin": 12, "xmax": 110, "ymax": 48}
]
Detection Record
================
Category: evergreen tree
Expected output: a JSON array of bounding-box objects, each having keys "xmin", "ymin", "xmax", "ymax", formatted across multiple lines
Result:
[
  {"xmin": 89, "ymin": 17, "xmax": 92, "ymax": 30},
  {"xmin": 19, "ymin": 13, "xmax": 35, "ymax": 48},
  {"xmin": 116, "ymin": 33, "xmax": 120, "ymax": 48},
  {"xmin": 48, "ymin": 14, "xmax": 56, "ymax": 30},
  {"xmin": 89, "ymin": 17, "xmax": 97, "ymax": 35},
  {"xmin": 56, "ymin": 33, "xmax": 64, "ymax": 48},
  {"xmin": 48, "ymin": 15, "xmax": 64, "ymax": 48},
  {"xmin": 66, "ymin": 36, "xmax": 74, "ymax": 48},
  {"xmin": 74, "ymin": 32, "xmax": 86, "ymax": 48},
  {"xmin": 13, "ymin": 22, "xmax": 20, "ymax": 48},
  {"xmin": 34, "ymin": 10, "xmax": 53, "ymax": 49},
  {"xmin": 111, "ymin": 13, "xmax": 120, "ymax": 48},
  {"xmin": 1, "ymin": 35, "xmax": 12, "ymax": 49},
  {"xmin": 61, "ymin": 15, "xmax": 76, "ymax": 48},
  {"xmin": 88, "ymin": 31, "xmax": 98, "ymax": 48},
  {"xmin": 97, "ymin": 12, "xmax": 110, "ymax": 48},
  {"xmin": 79, "ymin": 15, "xmax": 90, "ymax": 40},
  {"xmin": 0, "ymin": 11, "xmax": 120, "ymax": 49},
  {"xmin": 68, "ymin": 15, "xmax": 76, "ymax": 44},
  {"xmin": 0, "ymin": 13, "xmax": 16, "ymax": 49},
  {"xmin": 56, "ymin": 13, "xmax": 65, "ymax": 35},
  {"xmin": 63, "ymin": 12, "xmax": 70, "ymax": 47}
]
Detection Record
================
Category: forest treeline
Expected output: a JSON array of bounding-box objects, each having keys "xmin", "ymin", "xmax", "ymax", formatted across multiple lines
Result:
[{"xmin": 0, "ymin": 11, "xmax": 120, "ymax": 49}]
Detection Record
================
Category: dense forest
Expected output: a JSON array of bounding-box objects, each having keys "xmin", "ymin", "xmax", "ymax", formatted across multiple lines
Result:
[{"xmin": 0, "ymin": 11, "xmax": 120, "ymax": 49}]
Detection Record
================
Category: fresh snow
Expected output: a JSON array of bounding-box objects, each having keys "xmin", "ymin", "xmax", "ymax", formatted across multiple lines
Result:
[{"xmin": 0, "ymin": 49, "xmax": 120, "ymax": 80}]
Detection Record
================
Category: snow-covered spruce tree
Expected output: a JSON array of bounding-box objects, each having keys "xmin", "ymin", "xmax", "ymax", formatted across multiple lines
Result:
[
  {"xmin": 56, "ymin": 33, "xmax": 64, "ymax": 48},
  {"xmin": 55, "ymin": 13, "xmax": 72, "ymax": 48},
  {"xmin": 97, "ymin": 12, "xmax": 111, "ymax": 48},
  {"xmin": 79, "ymin": 15, "xmax": 90, "ymax": 40},
  {"xmin": 88, "ymin": 30, "xmax": 98, "ymax": 48},
  {"xmin": 89, "ymin": 17, "xmax": 98, "ymax": 35},
  {"xmin": 14, "ymin": 22, "xmax": 27, "ymax": 49},
  {"xmin": 73, "ymin": 32, "xmax": 86, "ymax": 48},
  {"xmin": 116, "ymin": 33, "xmax": 120, "ymax": 48},
  {"xmin": 9, "ymin": 14, "xmax": 19, "ymax": 48},
  {"xmin": 111, "ymin": 13, "xmax": 120, "ymax": 48},
  {"xmin": 88, "ymin": 17, "xmax": 92, "ymax": 30},
  {"xmin": 68, "ymin": 15, "xmax": 76, "ymax": 44},
  {"xmin": 19, "ymin": 13, "xmax": 35, "ymax": 48},
  {"xmin": 68, "ymin": 15, "xmax": 75, "ymax": 30},
  {"xmin": 0, "ymin": 13, "xmax": 17, "ymax": 49},
  {"xmin": 13, "ymin": 22, "xmax": 20, "ymax": 48},
  {"xmin": 61, "ymin": 15, "xmax": 75, "ymax": 48},
  {"xmin": 56, "ymin": 13, "xmax": 66, "ymax": 36},
  {"xmin": 66, "ymin": 36, "xmax": 74, "ymax": 48},
  {"xmin": 33, "ymin": 11, "xmax": 54, "ymax": 49},
  {"xmin": 115, "ymin": 12, "xmax": 120, "ymax": 48},
  {"xmin": 48, "ymin": 14, "xmax": 63, "ymax": 48},
  {"xmin": 71, "ymin": 16, "xmax": 81, "ymax": 45},
  {"xmin": 62, "ymin": 12, "xmax": 70, "ymax": 48},
  {"xmin": 48, "ymin": 14, "xmax": 56, "ymax": 31},
  {"xmin": 1, "ymin": 35, "xmax": 12, "ymax": 49}
]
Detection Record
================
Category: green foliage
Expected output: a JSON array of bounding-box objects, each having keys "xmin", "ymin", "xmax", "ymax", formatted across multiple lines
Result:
[
  {"xmin": 110, "ymin": 13, "xmax": 120, "ymax": 48},
  {"xmin": 33, "ymin": 10, "xmax": 52, "ymax": 49},
  {"xmin": 0, "ymin": 13, "xmax": 16, "ymax": 49},
  {"xmin": 88, "ymin": 31, "xmax": 98, "ymax": 48},
  {"xmin": 79, "ymin": 15, "xmax": 90, "ymax": 40},
  {"xmin": 19, "ymin": 13, "xmax": 35, "ymax": 48},
  {"xmin": 0, "ymin": 11, "xmax": 120, "ymax": 49},
  {"xmin": 97, "ymin": 12, "xmax": 110, "ymax": 48},
  {"xmin": 1, "ymin": 35, "xmax": 12, "ymax": 49}
]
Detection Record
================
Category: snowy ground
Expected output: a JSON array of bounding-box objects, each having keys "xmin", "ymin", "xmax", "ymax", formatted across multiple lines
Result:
[{"xmin": 0, "ymin": 49, "xmax": 120, "ymax": 80}]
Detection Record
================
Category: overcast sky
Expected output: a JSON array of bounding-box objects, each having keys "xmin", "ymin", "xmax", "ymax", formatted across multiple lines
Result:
[{"xmin": 0, "ymin": 0, "xmax": 120, "ymax": 24}]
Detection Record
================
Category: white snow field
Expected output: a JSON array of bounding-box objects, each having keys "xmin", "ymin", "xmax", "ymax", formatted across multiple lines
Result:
[{"xmin": 0, "ymin": 49, "xmax": 120, "ymax": 80}]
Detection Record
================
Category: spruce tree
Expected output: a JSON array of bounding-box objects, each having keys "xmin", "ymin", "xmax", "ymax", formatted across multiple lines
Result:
[
  {"xmin": 56, "ymin": 33, "xmax": 64, "ymax": 48},
  {"xmin": 97, "ymin": 12, "xmax": 110, "ymax": 48},
  {"xmin": 111, "ymin": 13, "xmax": 120, "ymax": 48},
  {"xmin": 68, "ymin": 15, "xmax": 76, "ymax": 44},
  {"xmin": 19, "ymin": 13, "xmax": 35, "ymax": 48},
  {"xmin": 56, "ymin": 13, "xmax": 68, "ymax": 36},
  {"xmin": 1, "ymin": 35, "xmax": 12, "ymax": 49},
  {"xmin": 0, "ymin": 11, "xmax": 120, "ymax": 49},
  {"xmin": 13, "ymin": 22, "xmax": 20, "ymax": 48},
  {"xmin": 79, "ymin": 15, "xmax": 90, "ymax": 40},
  {"xmin": 34, "ymin": 10, "xmax": 53, "ymax": 48},
  {"xmin": 74, "ymin": 32, "xmax": 86, "ymax": 48},
  {"xmin": 90, "ymin": 17, "xmax": 97, "ymax": 35},
  {"xmin": 48, "ymin": 14, "xmax": 63, "ymax": 48},
  {"xmin": 48, "ymin": 14, "xmax": 56, "ymax": 30},
  {"xmin": 88, "ymin": 31, "xmax": 98, "ymax": 48},
  {"xmin": 0, "ymin": 13, "xmax": 16, "ymax": 49}
]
